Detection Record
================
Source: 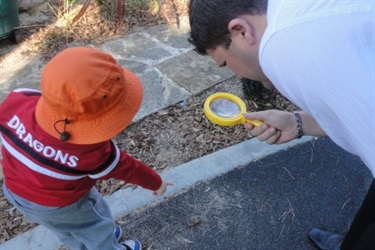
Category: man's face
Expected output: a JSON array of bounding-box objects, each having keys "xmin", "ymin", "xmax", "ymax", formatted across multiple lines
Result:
[{"xmin": 207, "ymin": 38, "xmax": 274, "ymax": 89}]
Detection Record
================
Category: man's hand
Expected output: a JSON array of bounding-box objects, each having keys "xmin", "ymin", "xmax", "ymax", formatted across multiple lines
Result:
[
  {"xmin": 244, "ymin": 110, "xmax": 299, "ymax": 144},
  {"xmin": 244, "ymin": 110, "xmax": 326, "ymax": 145}
]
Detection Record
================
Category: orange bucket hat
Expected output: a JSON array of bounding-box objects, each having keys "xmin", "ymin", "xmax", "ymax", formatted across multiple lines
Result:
[{"xmin": 35, "ymin": 47, "xmax": 143, "ymax": 144}]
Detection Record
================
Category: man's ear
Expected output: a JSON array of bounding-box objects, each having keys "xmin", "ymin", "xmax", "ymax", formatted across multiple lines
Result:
[{"xmin": 228, "ymin": 18, "xmax": 255, "ymax": 45}]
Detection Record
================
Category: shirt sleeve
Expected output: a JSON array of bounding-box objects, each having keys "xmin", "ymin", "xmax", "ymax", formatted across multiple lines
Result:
[{"xmin": 100, "ymin": 148, "xmax": 162, "ymax": 191}]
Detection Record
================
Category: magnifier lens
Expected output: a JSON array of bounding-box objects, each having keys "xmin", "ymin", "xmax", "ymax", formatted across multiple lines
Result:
[{"xmin": 209, "ymin": 98, "xmax": 241, "ymax": 118}]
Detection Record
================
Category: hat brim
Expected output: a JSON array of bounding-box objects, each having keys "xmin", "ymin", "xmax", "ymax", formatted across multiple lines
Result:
[{"xmin": 35, "ymin": 68, "xmax": 143, "ymax": 144}]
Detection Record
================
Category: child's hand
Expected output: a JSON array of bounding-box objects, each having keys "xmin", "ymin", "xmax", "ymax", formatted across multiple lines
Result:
[{"xmin": 153, "ymin": 180, "xmax": 174, "ymax": 196}]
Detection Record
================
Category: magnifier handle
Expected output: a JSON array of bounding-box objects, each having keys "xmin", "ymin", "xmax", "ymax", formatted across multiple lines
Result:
[{"xmin": 244, "ymin": 119, "xmax": 263, "ymax": 127}]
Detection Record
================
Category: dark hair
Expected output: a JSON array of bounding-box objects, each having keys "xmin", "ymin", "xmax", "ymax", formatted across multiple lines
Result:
[{"xmin": 188, "ymin": 0, "xmax": 267, "ymax": 55}]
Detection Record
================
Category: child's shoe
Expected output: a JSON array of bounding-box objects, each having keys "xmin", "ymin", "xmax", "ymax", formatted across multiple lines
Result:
[
  {"xmin": 114, "ymin": 225, "xmax": 123, "ymax": 241},
  {"xmin": 120, "ymin": 240, "xmax": 142, "ymax": 250}
]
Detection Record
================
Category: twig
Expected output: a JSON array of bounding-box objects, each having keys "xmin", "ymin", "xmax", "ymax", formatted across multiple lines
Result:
[
  {"xmin": 275, "ymin": 224, "xmax": 285, "ymax": 242},
  {"xmin": 157, "ymin": 0, "xmax": 172, "ymax": 25},
  {"xmin": 310, "ymin": 146, "xmax": 314, "ymax": 163},
  {"xmin": 279, "ymin": 199, "xmax": 295, "ymax": 223},
  {"xmin": 170, "ymin": 0, "xmax": 180, "ymax": 28},
  {"xmin": 344, "ymin": 175, "xmax": 348, "ymax": 185},
  {"xmin": 116, "ymin": 0, "xmax": 124, "ymax": 32},
  {"xmin": 72, "ymin": 0, "xmax": 92, "ymax": 23},
  {"xmin": 283, "ymin": 167, "xmax": 295, "ymax": 180},
  {"xmin": 341, "ymin": 198, "xmax": 352, "ymax": 210},
  {"xmin": 288, "ymin": 198, "xmax": 295, "ymax": 223}
]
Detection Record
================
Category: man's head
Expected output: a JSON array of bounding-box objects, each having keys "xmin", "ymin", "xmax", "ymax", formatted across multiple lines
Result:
[
  {"xmin": 35, "ymin": 47, "xmax": 143, "ymax": 144},
  {"xmin": 188, "ymin": 0, "xmax": 267, "ymax": 55},
  {"xmin": 188, "ymin": 0, "xmax": 272, "ymax": 88}
]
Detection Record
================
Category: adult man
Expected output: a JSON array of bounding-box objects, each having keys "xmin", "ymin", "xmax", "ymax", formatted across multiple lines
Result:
[{"xmin": 188, "ymin": 0, "xmax": 374, "ymax": 249}]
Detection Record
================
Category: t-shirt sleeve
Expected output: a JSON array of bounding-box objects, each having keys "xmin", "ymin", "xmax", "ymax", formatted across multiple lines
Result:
[{"xmin": 101, "ymin": 148, "xmax": 162, "ymax": 191}]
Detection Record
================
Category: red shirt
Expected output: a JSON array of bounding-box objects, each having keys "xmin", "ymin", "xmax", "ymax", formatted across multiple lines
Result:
[{"xmin": 0, "ymin": 89, "xmax": 162, "ymax": 206}]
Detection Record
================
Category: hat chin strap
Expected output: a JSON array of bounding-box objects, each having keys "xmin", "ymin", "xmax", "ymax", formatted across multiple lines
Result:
[{"xmin": 54, "ymin": 118, "xmax": 71, "ymax": 141}]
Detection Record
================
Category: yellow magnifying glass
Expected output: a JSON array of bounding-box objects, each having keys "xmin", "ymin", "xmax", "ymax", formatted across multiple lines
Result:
[{"xmin": 204, "ymin": 92, "xmax": 263, "ymax": 127}]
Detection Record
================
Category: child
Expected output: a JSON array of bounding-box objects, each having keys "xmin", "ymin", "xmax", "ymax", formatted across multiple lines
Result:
[{"xmin": 0, "ymin": 47, "xmax": 173, "ymax": 250}]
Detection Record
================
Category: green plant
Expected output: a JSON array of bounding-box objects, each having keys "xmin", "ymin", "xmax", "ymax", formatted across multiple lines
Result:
[
  {"xmin": 126, "ymin": 0, "xmax": 151, "ymax": 9},
  {"xmin": 48, "ymin": 0, "xmax": 127, "ymax": 30},
  {"xmin": 47, "ymin": 0, "xmax": 183, "ymax": 31},
  {"xmin": 47, "ymin": 0, "xmax": 92, "ymax": 26}
]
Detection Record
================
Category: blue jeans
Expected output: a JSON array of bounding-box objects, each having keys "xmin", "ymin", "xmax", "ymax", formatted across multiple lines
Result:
[{"xmin": 3, "ymin": 183, "xmax": 126, "ymax": 250}]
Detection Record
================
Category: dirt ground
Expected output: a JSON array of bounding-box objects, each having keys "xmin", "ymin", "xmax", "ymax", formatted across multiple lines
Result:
[{"xmin": 0, "ymin": 0, "xmax": 298, "ymax": 243}]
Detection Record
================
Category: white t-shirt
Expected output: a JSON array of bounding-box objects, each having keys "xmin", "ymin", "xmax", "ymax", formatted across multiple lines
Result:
[{"xmin": 259, "ymin": 0, "xmax": 375, "ymax": 175}]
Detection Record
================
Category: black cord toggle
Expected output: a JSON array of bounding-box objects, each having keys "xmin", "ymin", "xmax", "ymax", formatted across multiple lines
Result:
[{"xmin": 53, "ymin": 118, "xmax": 71, "ymax": 141}]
